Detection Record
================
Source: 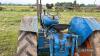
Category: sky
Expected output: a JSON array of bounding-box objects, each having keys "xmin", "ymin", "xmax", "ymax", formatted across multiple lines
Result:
[{"xmin": 0, "ymin": 0, "xmax": 100, "ymax": 5}]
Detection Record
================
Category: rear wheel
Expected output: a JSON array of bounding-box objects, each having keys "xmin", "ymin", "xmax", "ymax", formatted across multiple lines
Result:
[
  {"xmin": 92, "ymin": 31, "xmax": 100, "ymax": 56},
  {"xmin": 16, "ymin": 31, "xmax": 37, "ymax": 56},
  {"xmin": 74, "ymin": 31, "xmax": 100, "ymax": 56}
]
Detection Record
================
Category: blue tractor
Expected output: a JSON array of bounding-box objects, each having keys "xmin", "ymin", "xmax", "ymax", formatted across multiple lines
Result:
[
  {"xmin": 38, "ymin": 15, "xmax": 100, "ymax": 56},
  {"xmin": 37, "ymin": 1, "xmax": 100, "ymax": 56}
]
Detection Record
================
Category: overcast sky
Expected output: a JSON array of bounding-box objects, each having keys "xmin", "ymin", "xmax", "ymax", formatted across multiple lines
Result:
[{"xmin": 0, "ymin": 0, "xmax": 100, "ymax": 5}]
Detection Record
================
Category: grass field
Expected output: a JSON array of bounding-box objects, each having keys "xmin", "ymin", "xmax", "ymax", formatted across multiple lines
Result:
[
  {"xmin": 0, "ymin": 10, "xmax": 100, "ymax": 56},
  {"xmin": 0, "ymin": 11, "xmax": 36, "ymax": 56}
]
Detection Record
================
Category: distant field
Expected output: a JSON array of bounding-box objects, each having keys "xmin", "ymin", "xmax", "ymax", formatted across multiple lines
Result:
[
  {"xmin": 0, "ymin": 6, "xmax": 100, "ymax": 56},
  {"xmin": 59, "ymin": 11, "xmax": 100, "ymax": 23},
  {"xmin": 0, "ymin": 5, "xmax": 36, "ymax": 12}
]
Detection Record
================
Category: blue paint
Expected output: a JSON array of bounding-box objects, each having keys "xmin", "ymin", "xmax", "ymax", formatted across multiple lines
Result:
[
  {"xmin": 69, "ymin": 17, "xmax": 100, "ymax": 46},
  {"xmin": 49, "ymin": 33, "xmax": 73, "ymax": 56},
  {"xmin": 42, "ymin": 15, "xmax": 59, "ymax": 27}
]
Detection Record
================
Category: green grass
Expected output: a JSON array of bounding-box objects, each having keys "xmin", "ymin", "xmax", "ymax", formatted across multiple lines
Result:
[
  {"xmin": 0, "ymin": 11, "xmax": 36, "ymax": 56},
  {"xmin": 0, "ymin": 10, "xmax": 100, "ymax": 56}
]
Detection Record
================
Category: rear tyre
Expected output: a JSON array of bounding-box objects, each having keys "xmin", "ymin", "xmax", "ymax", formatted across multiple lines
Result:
[
  {"xmin": 92, "ymin": 31, "xmax": 100, "ymax": 56},
  {"xmin": 16, "ymin": 31, "xmax": 37, "ymax": 56}
]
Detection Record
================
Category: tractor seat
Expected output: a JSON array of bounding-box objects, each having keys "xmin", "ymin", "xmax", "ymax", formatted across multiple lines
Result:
[{"xmin": 52, "ymin": 24, "xmax": 70, "ymax": 31}]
